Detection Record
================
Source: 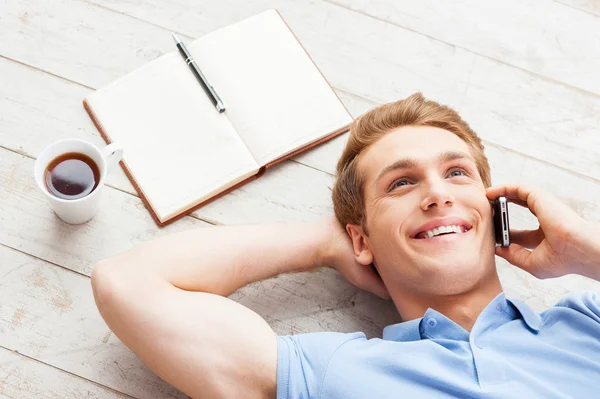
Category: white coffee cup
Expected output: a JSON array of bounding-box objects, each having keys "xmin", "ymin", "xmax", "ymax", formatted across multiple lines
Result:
[{"xmin": 34, "ymin": 139, "xmax": 124, "ymax": 224}]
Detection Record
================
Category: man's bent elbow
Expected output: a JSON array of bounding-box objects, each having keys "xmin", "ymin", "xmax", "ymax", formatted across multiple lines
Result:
[{"xmin": 91, "ymin": 260, "xmax": 128, "ymax": 317}]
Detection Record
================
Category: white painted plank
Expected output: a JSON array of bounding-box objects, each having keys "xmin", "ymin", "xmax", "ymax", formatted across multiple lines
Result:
[
  {"xmin": 554, "ymin": 0, "xmax": 600, "ymax": 17},
  {"xmin": 0, "ymin": 147, "xmax": 207, "ymax": 276},
  {"xmin": 0, "ymin": 244, "xmax": 188, "ymax": 399},
  {"xmin": 0, "ymin": 146, "xmax": 398, "ymax": 396},
  {"xmin": 3, "ymin": 0, "xmax": 598, "ymax": 188},
  {"xmin": 1, "ymin": 1, "xmax": 599, "ymax": 397},
  {"xmin": 2, "ymin": 0, "xmax": 599, "ymax": 290},
  {"xmin": 2, "ymin": 129, "xmax": 600, "ymax": 313},
  {"xmin": 2, "ymin": 101, "xmax": 598, "ymax": 399},
  {"xmin": 0, "ymin": 237, "xmax": 398, "ymax": 398},
  {"xmin": 0, "ymin": 57, "xmax": 337, "ymax": 226},
  {"xmin": 0, "ymin": 146, "xmax": 398, "ymax": 343},
  {"xmin": 0, "ymin": 348, "xmax": 130, "ymax": 399},
  {"xmin": 328, "ymin": 0, "xmax": 600, "ymax": 95},
  {"xmin": 293, "ymin": 91, "xmax": 375, "ymax": 175},
  {"xmin": 0, "ymin": 53, "xmax": 359, "ymax": 179},
  {"xmin": 2, "ymin": 72, "xmax": 600, "ymax": 290},
  {"xmin": 0, "ymin": 59, "xmax": 135, "ymax": 195}
]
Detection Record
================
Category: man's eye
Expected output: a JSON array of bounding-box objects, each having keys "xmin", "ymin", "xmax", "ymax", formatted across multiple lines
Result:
[
  {"xmin": 449, "ymin": 167, "xmax": 469, "ymax": 177},
  {"xmin": 388, "ymin": 168, "xmax": 469, "ymax": 192},
  {"xmin": 388, "ymin": 178, "xmax": 411, "ymax": 191}
]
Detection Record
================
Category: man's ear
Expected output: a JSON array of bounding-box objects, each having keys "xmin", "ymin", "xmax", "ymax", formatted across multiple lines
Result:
[
  {"xmin": 489, "ymin": 200, "xmax": 495, "ymax": 217},
  {"xmin": 346, "ymin": 223, "xmax": 374, "ymax": 266}
]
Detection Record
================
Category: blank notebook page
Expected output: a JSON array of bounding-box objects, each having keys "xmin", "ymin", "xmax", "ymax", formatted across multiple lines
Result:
[
  {"xmin": 190, "ymin": 10, "xmax": 353, "ymax": 166},
  {"xmin": 85, "ymin": 52, "xmax": 259, "ymax": 222}
]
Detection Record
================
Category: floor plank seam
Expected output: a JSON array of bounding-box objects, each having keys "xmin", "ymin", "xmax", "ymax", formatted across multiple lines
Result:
[
  {"xmin": 2, "ymin": 85, "xmax": 600, "ymax": 192},
  {"xmin": 0, "ymin": 145, "xmax": 217, "ymax": 226},
  {"xmin": 549, "ymin": 0, "xmax": 600, "ymax": 18},
  {"xmin": 1, "ymin": 3, "xmax": 598, "ymax": 398},
  {"xmin": 0, "ymin": 55, "xmax": 94, "ymax": 90},
  {"xmin": 0, "ymin": 344, "xmax": 139, "ymax": 399},
  {"xmin": 321, "ymin": 0, "xmax": 600, "ymax": 99},
  {"xmin": 0, "ymin": 52, "xmax": 335, "ymax": 183},
  {"xmin": 293, "ymin": 160, "xmax": 336, "ymax": 177},
  {"xmin": 78, "ymin": 0, "xmax": 191, "ymax": 40},
  {"xmin": 0, "ymin": 242, "xmax": 93, "ymax": 279},
  {"xmin": 63, "ymin": 0, "xmax": 600, "ymax": 100},
  {"xmin": 2, "ymin": 55, "xmax": 599, "ymax": 195}
]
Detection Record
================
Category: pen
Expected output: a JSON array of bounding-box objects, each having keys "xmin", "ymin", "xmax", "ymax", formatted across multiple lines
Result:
[{"xmin": 171, "ymin": 32, "xmax": 226, "ymax": 113}]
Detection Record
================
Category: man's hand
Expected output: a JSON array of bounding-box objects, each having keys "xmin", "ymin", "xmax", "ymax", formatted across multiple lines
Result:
[
  {"xmin": 320, "ymin": 216, "xmax": 390, "ymax": 299},
  {"xmin": 486, "ymin": 183, "xmax": 600, "ymax": 280}
]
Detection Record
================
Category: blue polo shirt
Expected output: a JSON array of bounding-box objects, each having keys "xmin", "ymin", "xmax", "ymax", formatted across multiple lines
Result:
[{"xmin": 277, "ymin": 291, "xmax": 600, "ymax": 398}]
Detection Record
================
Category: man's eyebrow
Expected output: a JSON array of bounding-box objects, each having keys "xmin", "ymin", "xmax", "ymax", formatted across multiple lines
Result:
[{"xmin": 375, "ymin": 151, "xmax": 476, "ymax": 186}]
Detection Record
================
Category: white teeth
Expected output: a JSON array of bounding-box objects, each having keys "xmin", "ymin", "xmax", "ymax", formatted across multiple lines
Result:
[{"xmin": 422, "ymin": 225, "xmax": 466, "ymax": 239}]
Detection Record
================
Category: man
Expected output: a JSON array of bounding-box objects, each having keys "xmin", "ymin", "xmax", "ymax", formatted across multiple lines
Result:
[{"xmin": 91, "ymin": 93, "xmax": 600, "ymax": 398}]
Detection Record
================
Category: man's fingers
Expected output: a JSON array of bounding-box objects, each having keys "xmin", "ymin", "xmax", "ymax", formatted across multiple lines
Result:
[
  {"xmin": 486, "ymin": 184, "xmax": 537, "ymax": 218},
  {"xmin": 486, "ymin": 184, "xmax": 552, "ymax": 219},
  {"xmin": 510, "ymin": 228, "xmax": 544, "ymax": 249},
  {"xmin": 486, "ymin": 184, "xmax": 532, "ymax": 203}
]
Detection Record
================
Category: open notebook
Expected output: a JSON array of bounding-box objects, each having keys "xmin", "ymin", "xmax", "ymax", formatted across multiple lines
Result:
[{"xmin": 84, "ymin": 9, "xmax": 353, "ymax": 226}]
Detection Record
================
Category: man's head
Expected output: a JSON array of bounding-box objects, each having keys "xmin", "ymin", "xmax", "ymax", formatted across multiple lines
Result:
[{"xmin": 332, "ymin": 93, "xmax": 498, "ymax": 300}]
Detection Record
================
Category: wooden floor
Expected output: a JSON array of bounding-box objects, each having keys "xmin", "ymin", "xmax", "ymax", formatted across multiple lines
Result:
[{"xmin": 2, "ymin": 0, "xmax": 600, "ymax": 397}]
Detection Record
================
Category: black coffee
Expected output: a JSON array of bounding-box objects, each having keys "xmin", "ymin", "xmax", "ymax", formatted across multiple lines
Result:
[{"xmin": 44, "ymin": 152, "xmax": 100, "ymax": 200}]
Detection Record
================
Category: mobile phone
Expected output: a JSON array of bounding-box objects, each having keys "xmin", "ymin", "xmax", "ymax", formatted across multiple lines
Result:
[{"xmin": 492, "ymin": 196, "xmax": 510, "ymax": 247}]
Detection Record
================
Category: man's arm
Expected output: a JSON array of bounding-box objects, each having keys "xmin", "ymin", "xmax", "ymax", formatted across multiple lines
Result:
[
  {"xmin": 576, "ymin": 221, "xmax": 600, "ymax": 282},
  {"xmin": 91, "ymin": 219, "xmax": 334, "ymax": 399}
]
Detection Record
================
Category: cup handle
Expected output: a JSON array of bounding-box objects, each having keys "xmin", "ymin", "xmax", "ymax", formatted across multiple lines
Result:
[{"xmin": 102, "ymin": 143, "xmax": 124, "ymax": 174}]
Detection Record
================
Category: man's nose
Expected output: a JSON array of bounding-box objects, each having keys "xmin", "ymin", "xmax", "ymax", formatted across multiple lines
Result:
[{"xmin": 420, "ymin": 182, "xmax": 455, "ymax": 210}]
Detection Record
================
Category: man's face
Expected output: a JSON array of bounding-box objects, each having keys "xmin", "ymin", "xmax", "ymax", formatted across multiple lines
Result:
[{"xmin": 351, "ymin": 126, "xmax": 496, "ymax": 296}]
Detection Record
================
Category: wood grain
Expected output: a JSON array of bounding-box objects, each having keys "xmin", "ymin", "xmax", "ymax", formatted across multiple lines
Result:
[
  {"xmin": 0, "ymin": 244, "xmax": 188, "ymax": 399},
  {"xmin": 0, "ymin": 147, "xmax": 400, "ymax": 396},
  {"xmin": 0, "ymin": 148, "xmax": 206, "ymax": 276},
  {"xmin": 0, "ymin": 347, "xmax": 131, "ymax": 399},
  {"xmin": 554, "ymin": 0, "xmax": 600, "ymax": 16},
  {"xmin": 2, "ymin": 0, "xmax": 600, "ymax": 397},
  {"xmin": 0, "ymin": 58, "xmax": 337, "ymax": 226},
  {"xmin": 0, "ymin": 147, "xmax": 397, "ymax": 329},
  {"xmin": 79, "ymin": 0, "xmax": 600, "ymax": 182},
  {"xmin": 327, "ymin": 0, "xmax": 600, "ymax": 95},
  {"xmin": 0, "ymin": 237, "xmax": 397, "ymax": 398},
  {"xmin": 3, "ymin": 128, "xmax": 600, "ymax": 317},
  {"xmin": 2, "ymin": 0, "xmax": 598, "ymax": 186}
]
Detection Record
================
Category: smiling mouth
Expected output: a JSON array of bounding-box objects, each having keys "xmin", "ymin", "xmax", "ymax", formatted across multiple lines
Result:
[{"xmin": 412, "ymin": 226, "xmax": 473, "ymax": 241}]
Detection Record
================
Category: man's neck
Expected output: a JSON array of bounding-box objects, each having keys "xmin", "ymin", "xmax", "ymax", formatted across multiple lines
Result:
[{"xmin": 392, "ymin": 272, "xmax": 503, "ymax": 332}]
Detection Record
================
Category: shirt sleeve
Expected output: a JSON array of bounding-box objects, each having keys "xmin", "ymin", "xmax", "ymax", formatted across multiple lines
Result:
[
  {"xmin": 276, "ymin": 331, "xmax": 365, "ymax": 399},
  {"xmin": 556, "ymin": 291, "xmax": 600, "ymax": 323}
]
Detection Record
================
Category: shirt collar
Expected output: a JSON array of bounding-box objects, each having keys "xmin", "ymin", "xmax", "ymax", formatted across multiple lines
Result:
[
  {"xmin": 505, "ymin": 295, "xmax": 542, "ymax": 332},
  {"xmin": 382, "ymin": 292, "xmax": 542, "ymax": 342},
  {"xmin": 382, "ymin": 317, "xmax": 422, "ymax": 342}
]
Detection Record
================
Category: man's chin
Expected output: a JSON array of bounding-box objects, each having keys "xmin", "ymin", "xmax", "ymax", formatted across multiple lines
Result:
[{"xmin": 420, "ymin": 264, "xmax": 491, "ymax": 295}]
